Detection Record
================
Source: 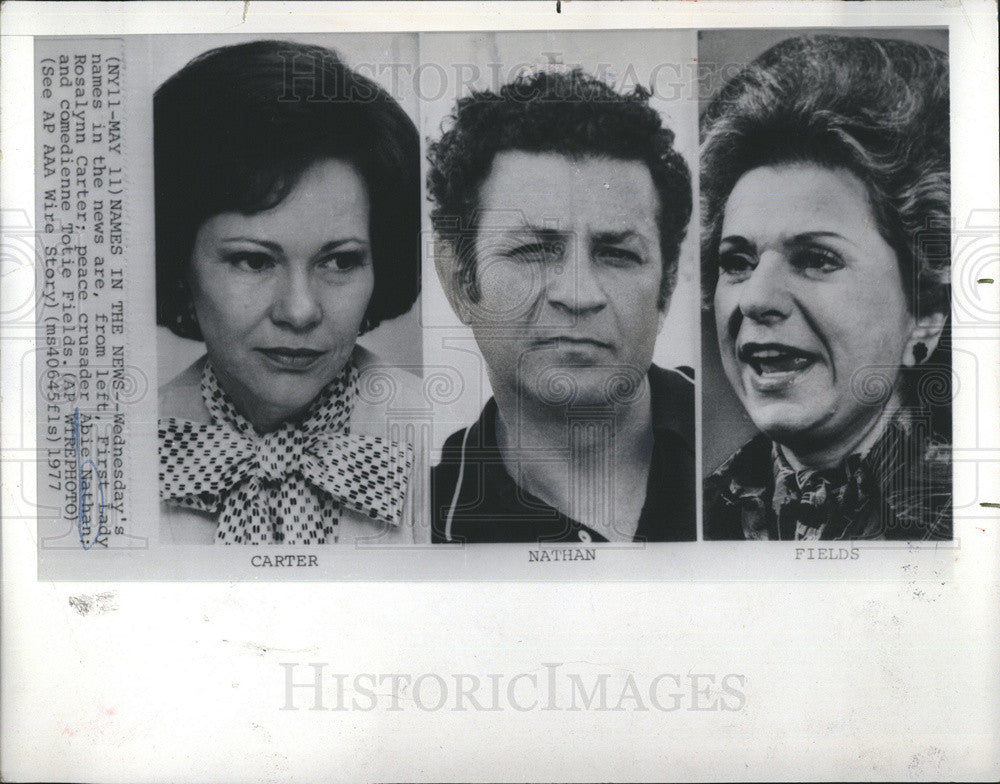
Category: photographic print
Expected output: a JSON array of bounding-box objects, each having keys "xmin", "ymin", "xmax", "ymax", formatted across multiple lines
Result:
[{"xmin": 2, "ymin": 3, "xmax": 997, "ymax": 782}]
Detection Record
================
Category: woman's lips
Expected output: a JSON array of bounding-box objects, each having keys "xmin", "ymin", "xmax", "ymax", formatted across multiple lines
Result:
[
  {"xmin": 256, "ymin": 347, "xmax": 325, "ymax": 371},
  {"xmin": 737, "ymin": 342, "xmax": 818, "ymax": 392}
]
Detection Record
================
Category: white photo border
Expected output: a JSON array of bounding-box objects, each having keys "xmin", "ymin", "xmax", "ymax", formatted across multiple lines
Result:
[{"xmin": 2, "ymin": 2, "xmax": 998, "ymax": 782}]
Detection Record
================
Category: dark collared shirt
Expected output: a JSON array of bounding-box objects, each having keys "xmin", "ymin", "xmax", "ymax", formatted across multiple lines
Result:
[{"xmin": 431, "ymin": 366, "xmax": 696, "ymax": 544}]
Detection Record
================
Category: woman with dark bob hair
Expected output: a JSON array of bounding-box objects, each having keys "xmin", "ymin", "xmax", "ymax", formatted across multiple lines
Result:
[
  {"xmin": 156, "ymin": 40, "xmax": 424, "ymax": 544},
  {"xmin": 702, "ymin": 35, "xmax": 952, "ymax": 541}
]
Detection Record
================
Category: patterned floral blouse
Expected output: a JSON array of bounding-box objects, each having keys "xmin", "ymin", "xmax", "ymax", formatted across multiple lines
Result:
[{"xmin": 703, "ymin": 411, "xmax": 952, "ymax": 541}]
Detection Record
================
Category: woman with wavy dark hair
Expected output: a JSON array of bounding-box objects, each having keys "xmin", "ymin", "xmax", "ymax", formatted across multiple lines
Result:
[
  {"xmin": 155, "ymin": 40, "xmax": 423, "ymax": 544},
  {"xmin": 701, "ymin": 35, "xmax": 952, "ymax": 540}
]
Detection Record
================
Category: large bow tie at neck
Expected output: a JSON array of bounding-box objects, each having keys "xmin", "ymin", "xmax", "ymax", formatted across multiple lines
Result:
[{"xmin": 159, "ymin": 360, "xmax": 412, "ymax": 544}]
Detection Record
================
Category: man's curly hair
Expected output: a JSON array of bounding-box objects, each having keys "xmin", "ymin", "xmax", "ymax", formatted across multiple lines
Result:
[{"xmin": 427, "ymin": 68, "xmax": 693, "ymax": 308}]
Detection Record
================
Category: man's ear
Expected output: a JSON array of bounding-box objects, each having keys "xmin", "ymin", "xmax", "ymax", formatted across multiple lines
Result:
[
  {"xmin": 657, "ymin": 285, "xmax": 672, "ymax": 334},
  {"xmin": 433, "ymin": 238, "xmax": 473, "ymax": 324},
  {"xmin": 902, "ymin": 311, "xmax": 947, "ymax": 366}
]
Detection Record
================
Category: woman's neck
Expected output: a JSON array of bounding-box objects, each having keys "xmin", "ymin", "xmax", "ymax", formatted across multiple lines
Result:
[
  {"xmin": 211, "ymin": 365, "xmax": 310, "ymax": 434},
  {"xmin": 781, "ymin": 397, "xmax": 901, "ymax": 471}
]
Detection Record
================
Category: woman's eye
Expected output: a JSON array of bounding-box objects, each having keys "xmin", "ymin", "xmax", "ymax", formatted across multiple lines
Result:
[
  {"xmin": 319, "ymin": 250, "xmax": 368, "ymax": 272},
  {"xmin": 226, "ymin": 252, "xmax": 274, "ymax": 272},
  {"xmin": 718, "ymin": 250, "xmax": 754, "ymax": 278},
  {"xmin": 792, "ymin": 247, "xmax": 844, "ymax": 274}
]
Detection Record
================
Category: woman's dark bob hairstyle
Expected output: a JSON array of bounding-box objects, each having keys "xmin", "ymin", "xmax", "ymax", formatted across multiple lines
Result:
[
  {"xmin": 155, "ymin": 40, "xmax": 420, "ymax": 339},
  {"xmin": 700, "ymin": 34, "xmax": 950, "ymax": 319}
]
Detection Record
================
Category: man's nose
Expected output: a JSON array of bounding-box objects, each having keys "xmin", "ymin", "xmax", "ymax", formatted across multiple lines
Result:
[
  {"xmin": 270, "ymin": 267, "xmax": 322, "ymax": 330},
  {"xmin": 738, "ymin": 251, "xmax": 792, "ymax": 325},
  {"xmin": 546, "ymin": 245, "xmax": 608, "ymax": 315}
]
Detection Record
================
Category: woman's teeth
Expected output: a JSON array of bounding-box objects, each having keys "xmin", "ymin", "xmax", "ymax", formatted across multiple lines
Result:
[{"xmin": 749, "ymin": 350, "xmax": 813, "ymax": 375}]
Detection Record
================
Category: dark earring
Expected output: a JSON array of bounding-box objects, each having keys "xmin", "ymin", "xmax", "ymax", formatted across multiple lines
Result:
[{"xmin": 912, "ymin": 342, "xmax": 928, "ymax": 364}]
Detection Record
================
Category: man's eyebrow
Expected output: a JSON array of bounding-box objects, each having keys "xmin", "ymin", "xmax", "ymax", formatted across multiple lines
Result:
[
  {"xmin": 591, "ymin": 229, "xmax": 642, "ymax": 245},
  {"xmin": 719, "ymin": 235, "xmax": 754, "ymax": 250},
  {"xmin": 507, "ymin": 224, "xmax": 568, "ymax": 241}
]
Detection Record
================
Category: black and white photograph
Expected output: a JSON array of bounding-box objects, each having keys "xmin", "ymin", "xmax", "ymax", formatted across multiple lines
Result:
[
  {"xmin": 152, "ymin": 36, "xmax": 428, "ymax": 546},
  {"xmin": 2, "ymin": 1, "xmax": 998, "ymax": 781},
  {"xmin": 421, "ymin": 31, "xmax": 699, "ymax": 544},
  {"xmin": 698, "ymin": 29, "xmax": 953, "ymax": 541}
]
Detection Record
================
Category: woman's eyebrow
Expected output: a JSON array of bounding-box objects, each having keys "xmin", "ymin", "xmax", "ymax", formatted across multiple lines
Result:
[
  {"xmin": 787, "ymin": 230, "xmax": 861, "ymax": 252},
  {"xmin": 218, "ymin": 237, "xmax": 369, "ymax": 255},
  {"xmin": 316, "ymin": 238, "xmax": 369, "ymax": 254},
  {"xmin": 219, "ymin": 237, "xmax": 283, "ymax": 252},
  {"xmin": 718, "ymin": 231, "xmax": 852, "ymax": 250},
  {"xmin": 790, "ymin": 230, "xmax": 849, "ymax": 243}
]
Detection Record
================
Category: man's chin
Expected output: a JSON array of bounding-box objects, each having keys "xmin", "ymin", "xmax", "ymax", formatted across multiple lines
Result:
[{"xmin": 521, "ymin": 365, "xmax": 648, "ymax": 408}]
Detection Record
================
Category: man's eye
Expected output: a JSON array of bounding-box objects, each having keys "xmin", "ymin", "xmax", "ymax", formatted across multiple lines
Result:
[
  {"xmin": 792, "ymin": 247, "xmax": 844, "ymax": 274},
  {"xmin": 596, "ymin": 246, "xmax": 642, "ymax": 266},
  {"xmin": 319, "ymin": 250, "xmax": 368, "ymax": 272},
  {"xmin": 718, "ymin": 250, "xmax": 754, "ymax": 277},
  {"xmin": 225, "ymin": 252, "xmax": 274, "ymax": 272},
  {"xmin": 507, "ymin": 241, "xmax": 565, "ymax": 262}
]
